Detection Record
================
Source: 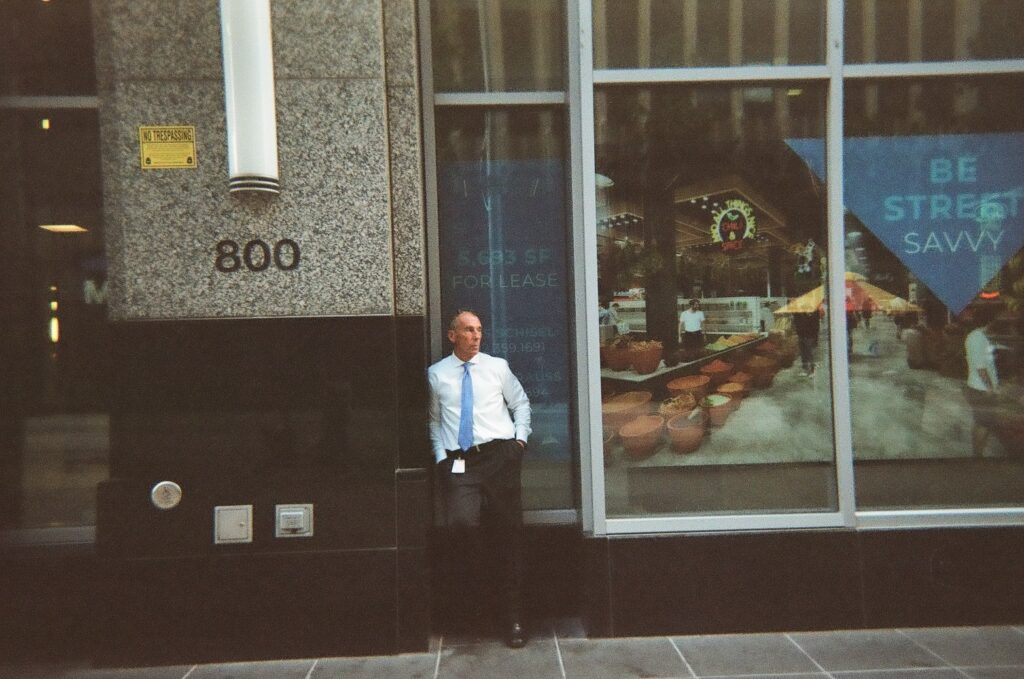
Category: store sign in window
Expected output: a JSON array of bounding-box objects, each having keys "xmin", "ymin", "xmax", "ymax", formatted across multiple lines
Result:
[
  {"xmin": 787, "ymin": 134, "xmax": 1024, "ymax": 313},
  {"xmin": 438, "ymin": 159, "xmax": 570, "ymax": 463},
  {"xmin": 709, "ymin": 199, "xmax": 757, "ymax": 251}
]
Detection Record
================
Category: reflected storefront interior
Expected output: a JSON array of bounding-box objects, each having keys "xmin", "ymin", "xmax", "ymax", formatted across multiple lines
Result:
[{"xmin": 2, "ymin": 0, "xmax": 1024, "ymax": 665}]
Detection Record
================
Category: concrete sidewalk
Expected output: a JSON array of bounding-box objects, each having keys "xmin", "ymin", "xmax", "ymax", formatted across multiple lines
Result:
[{"xmin": 3, "ymin": 622, "xmax": 1023, "ymax": 678}]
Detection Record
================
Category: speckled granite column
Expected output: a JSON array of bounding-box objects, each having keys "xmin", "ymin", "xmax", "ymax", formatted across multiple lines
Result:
[
  {"xmin": 92, "ymin": 0, "xmax": 425, "ymax": 319},
  {"xmin": 383, "ymin": 0, "xmax": 426, "ymax": 316}
]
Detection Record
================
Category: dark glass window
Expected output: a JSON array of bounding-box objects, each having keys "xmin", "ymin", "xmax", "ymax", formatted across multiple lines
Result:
[
  {"xmin": 1, "ymin": 2, "xmax": 107, "ymax": 533},
  {"xmin": 844, "ymin": 76, "xmax": 1024, "ymax": 509},
  {"xmin": 434, "ymin": 107, "xmax": 575, "ymax": 511}
]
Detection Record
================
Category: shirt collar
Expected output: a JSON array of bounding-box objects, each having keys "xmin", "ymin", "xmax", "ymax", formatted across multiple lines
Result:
[{"xmin": 453, "ymin": 353, "xmax": 478, "ymax": 367}]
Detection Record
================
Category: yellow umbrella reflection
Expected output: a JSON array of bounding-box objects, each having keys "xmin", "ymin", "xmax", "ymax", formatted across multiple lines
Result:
[{"xmin": 774, "ymin": 272, "xmax": 903, "ymax": 314}]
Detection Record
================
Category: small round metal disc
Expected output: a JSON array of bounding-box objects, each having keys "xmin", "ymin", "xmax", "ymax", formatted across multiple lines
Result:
[{"xmin": 150, "ymin": 481, "xmax": 183, "ymax": 510}]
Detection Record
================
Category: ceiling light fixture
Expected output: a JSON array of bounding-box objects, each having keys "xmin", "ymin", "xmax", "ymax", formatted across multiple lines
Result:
[{"xmin": 39, "ymin": 224, "xmax": 89, "ymax": 233}]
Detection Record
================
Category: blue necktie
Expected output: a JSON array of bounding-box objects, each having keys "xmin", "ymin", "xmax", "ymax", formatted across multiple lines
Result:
[{"xmin": 458, "ymin": 362, "xmax": 474, "ymax": 451}]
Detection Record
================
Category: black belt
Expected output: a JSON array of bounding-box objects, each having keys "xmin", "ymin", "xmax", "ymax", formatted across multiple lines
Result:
[{"xmin": 446, "ymin": 439, "xmax": 507, "ymax": 457}]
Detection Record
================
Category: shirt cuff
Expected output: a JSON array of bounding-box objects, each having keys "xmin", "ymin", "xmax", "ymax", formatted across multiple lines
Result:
[{"xmin": 434, "ymin": 448, "xmax": 447, "ymax": 464}]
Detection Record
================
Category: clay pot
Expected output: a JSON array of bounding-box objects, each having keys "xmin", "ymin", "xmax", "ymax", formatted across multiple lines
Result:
[
  {"xmin": 619, "ymin": 415, "xmax": 665, "ymax": 460},
  {"xmin": 728, "ymin": 371, "xmax": 752, "ymax": 391},
  {"xmin": 745, "ymin": 356, "xmax": 778, "ymax": 388},
  {"xmin": 730, "ymin": 348, "xmax": 752, "ymax": 366},
  {"xmin": 601, "ymin": 344, "xmax": 632, "ymax": 371},
  {"xmin": 629, "ymin": 345, "xmax": 663, "ymax": 375},
  {"xmin": 667, "ymin": 410, "xmax": 706, "ymax": 454},
  {"xmin": 601, "ymin": 391, "xmax": 652, "ymax": 430},
  {"xmin": 658, "ymin": 392, "xmax": 697, "ymax": 418},
  {"xmin": 717, "ymin": 381, "xmax": 746, "ymax": 402},
  {"xmin": 700, "ymin": 360, "xmax": 734, "ymax": 388},
  {"xmin": 667, "ymin": 374, "xmax": 711, "ymax": 400},
  {"xmin": 776, "ymin": 339, "xmax": 797, "ymax": 368},
  {"xmin": 702, "ymin": 394, "xmax": 733, "ymax": 427}
]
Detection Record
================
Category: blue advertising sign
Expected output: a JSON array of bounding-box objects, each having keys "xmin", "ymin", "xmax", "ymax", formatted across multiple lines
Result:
[
  {"xmin": 786, "ymin": 134, "xmax": 1024, "ymax": 313},
  {"xmin": 438, "ymin": 160, "xmax": 570, "ymax": 462}
]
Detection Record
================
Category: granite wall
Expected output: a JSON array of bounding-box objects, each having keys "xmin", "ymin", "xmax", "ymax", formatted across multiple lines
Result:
[
  {"xmin": 88, "ymin": 2, "xmax": 432, "ymax": 662},
  {"xmin": 92, "ymin": 0, "xmax": 425, "ymax": 320}
]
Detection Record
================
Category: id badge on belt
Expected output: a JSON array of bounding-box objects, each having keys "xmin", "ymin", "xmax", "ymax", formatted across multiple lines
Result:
[{"xmin": 452, "ymin": 458, "xmax": 466, "ymax": 474}]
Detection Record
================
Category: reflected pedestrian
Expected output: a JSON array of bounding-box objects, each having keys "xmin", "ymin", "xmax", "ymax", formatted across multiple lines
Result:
[
  {"xmin": 793, "ymin": 310, "xmax": 820, "ymax": 376},
  {"xmin": 963, "ymin": 305, "xmax": 1001, "ymax": 456}
]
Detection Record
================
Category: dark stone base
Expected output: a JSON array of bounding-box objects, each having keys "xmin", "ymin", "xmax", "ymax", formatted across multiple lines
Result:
[
  {"xmin": 430, "ymin": 524, "xmax": 583, "ymax": 634},
  {"xmin": 584, "ymin": 527, "xmax": 1024, "ymax": 637},
  {"xmin": 0, "ymin": 544, "xmax": 99, "ymax": 662},
  {"xmin": 94, "ymin": 549, "xmax": 419, "ymax": 666}
]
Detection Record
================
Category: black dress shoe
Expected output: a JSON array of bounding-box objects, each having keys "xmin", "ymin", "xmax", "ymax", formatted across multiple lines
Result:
[{"xmin": 505, "ymin": 621, "xmax": 526, "ymax": 648}]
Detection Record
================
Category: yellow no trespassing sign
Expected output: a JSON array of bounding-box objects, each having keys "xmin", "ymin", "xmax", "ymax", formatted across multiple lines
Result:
[{"xmin": 139, "ymin": 125, "xmax": 197, "ymax": 169}]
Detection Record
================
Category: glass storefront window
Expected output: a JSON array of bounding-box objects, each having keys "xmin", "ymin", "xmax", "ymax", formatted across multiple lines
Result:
[
  {"xmin": 2, "ymin": 2, "xmax": 106, "ymax": 535},
  {"xmin": 434, "ymin": 107, "xmax": 575, "ymax": 510},
  {"xmin": 0, "ymin": 1, "xmax": 97, "ymax": 96},
  {"xmin": 841, "ymin": 76, "xmax": 1024, "ymax": 509},
  {"xmin": 593, "ymin": 0, "xmax": 825, "ymax": 69},
  {"xmin": 845, "ymin": 0, "xmax": 1024, "ymax": 64},
  {"xmin": 1, "ymin": 108, "xmax": 109, "ymax": 531},
  {"xmin": 594, "ymin": 84, "xmax": 837, "ymax": 517},
  {"xmin": 430, "ymin": 0, "xmax": 566, "ymax": 92}
]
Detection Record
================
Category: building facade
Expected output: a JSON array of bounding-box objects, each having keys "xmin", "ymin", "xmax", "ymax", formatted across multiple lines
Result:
[{"xmin": 2, "ymin": 0, "xmax": 1023, "ymax": 664}]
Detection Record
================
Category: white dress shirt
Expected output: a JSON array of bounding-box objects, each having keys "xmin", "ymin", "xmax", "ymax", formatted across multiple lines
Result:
[
  {"xmin": 679, "ymin": 308, "xmax": 705, "ymax": 332},
  {"xmin": 428, "ymin": 351, "xmax": 532, "ymax": 463}
]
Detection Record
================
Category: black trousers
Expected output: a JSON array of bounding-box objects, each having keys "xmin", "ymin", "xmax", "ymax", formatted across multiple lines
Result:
[
  {"xmin": 682, "ymin": 330, "xmax": 703, "ymax": 354},
  {"xmin": 437, "ymin": 439, "xmax": 525, "ymax": 628}
]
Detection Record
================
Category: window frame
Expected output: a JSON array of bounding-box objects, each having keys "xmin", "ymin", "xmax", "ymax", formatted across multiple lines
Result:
[{"xmin": 420, "ymin": 0, "xmax": 1024, "ymax": 535}]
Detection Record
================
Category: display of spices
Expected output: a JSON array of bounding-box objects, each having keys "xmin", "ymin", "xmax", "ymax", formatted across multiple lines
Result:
[
  {"xmin": 700, "ymin": 358, "xmax": 734, "ymax": 386},
  {"xmin": 717, "ymin": 381, "xmax": 746, "ymax": 400},
  {"xmin": 628, "ymin": 340, "xmax": 664, "ymax": 374},
  {"xmin": 700, "ymin": 393, "xmax": 733, "ymax": 426},
  {"xmin": 746, "ymin": 354, "xmax": 779, "ymax": 387},
  {"xmin": 666, "ymin": 409, "xmax": 705, "ymax": 454},
  {"xmin": 658, "ymin": 393, "xmax": 697, "ymax": 417},
  {"xmin": 601, "ymin": 390, "xmax": 652, "ymax": 429},
  {"xmin": 729, "ymin": 371, "xmax": 752, "ymax": 385},
  {"xmin": 629, "ymin": 340, "xmax": 662, "ymax": 352},
  {"xmin": 601, "ymin": 335, "xmax": 634, "ymax": 371},
  {"xmin": 619, "ymin": 415, "xmax": 665, "ymax": 459},
  {"xmin": 667, "ymin": 374, "xmax": 711, "ymax": 399}
]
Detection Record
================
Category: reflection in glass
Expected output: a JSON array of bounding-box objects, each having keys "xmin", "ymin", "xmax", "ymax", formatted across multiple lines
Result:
[
  {"xmin": 595, "ymin": 84, "xmax": 836, "ymax": 517},
  {"xmin": 845, "ymin": 0, "xmax": 1024, "ymax": 64},
  {"xmin": 844, "ymin": 77, "xmax": 1024, "ymax": 509},
  {"xmin": 1, "ymin": 109, "xmax": 109, "ymax": 530},
  {"xmin": 430, "ymin": 0, "xmax": 565, "ymax": 92},
  {"xmin": 593, "ymin": 0, "xmax": 825, "ymax": 69},
  {"xmin": 0, "ymin": 1, "xmax": 98, "ymax": 96},
  {"xmin": 435, "ymin": 108, "xmax": 574, "ymax": 511}
]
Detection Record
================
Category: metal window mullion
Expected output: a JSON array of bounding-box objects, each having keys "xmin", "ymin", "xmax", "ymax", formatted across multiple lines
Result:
[
  {"xmin": 524, "ymin": 509, "xmax": 580, "ymax": 525},
  {"xmin": 827, "ymin": 0, "xmax": 857, "ymax": 528},
  {"xmin": 843, "ymin": 58, "xmax": 1024, "ymax": 79},
  {"xmin": 0, "ymin": 95, "xmax": 99, "ymax": 109},
  {"xmin": 433, "ymin": 91, "xmax": 567, "ymax": 106},
  {"xmin": 574, "ymin": 0, "xmax": 606, "ymax": 537},
  {"xmin": 593, "ymin": 65, "xmax": 830, "ymax": 84},
  {"xmin": 418, "ymin": 0, "xmax": 444, "ymax": 360},
  {"xmin": 605, "ymin": 512, "xmax": 846, "ymax": 535},
  {"xmin": 857, "ymin": 508, "xmax": 1024, "ymax": 530}
]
